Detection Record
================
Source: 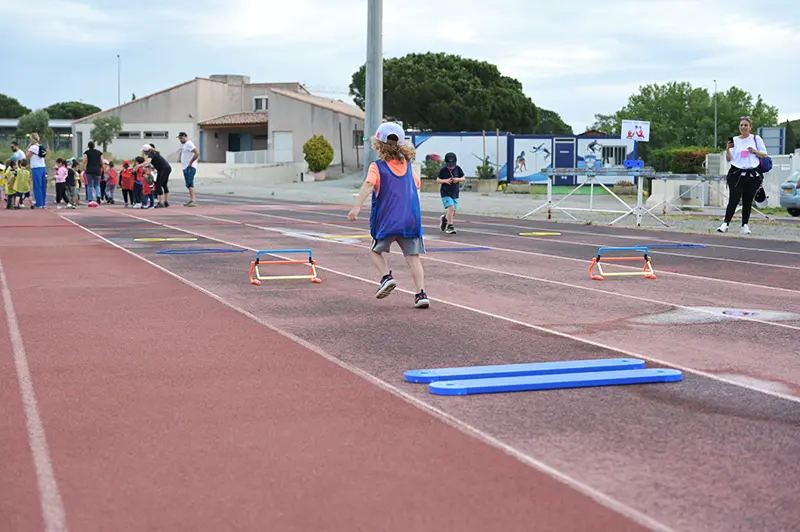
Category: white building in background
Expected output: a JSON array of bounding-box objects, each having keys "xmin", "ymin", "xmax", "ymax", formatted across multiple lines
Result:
[{"xmin": 71, "ymin": 74, "xmax": 365, "ymax": 169}]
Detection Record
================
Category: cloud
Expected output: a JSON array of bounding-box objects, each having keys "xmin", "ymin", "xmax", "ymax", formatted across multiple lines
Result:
[
  {"xmin": 5, "ymin": 0, "xmax": 798, "ymax": 135},
  {"xmin": 2, "ymin": 0, "xmax": 122, "ymax": 45},
  {"xmin": 183, "ymin": 0, "xmax": 364, "ymax": 46}
]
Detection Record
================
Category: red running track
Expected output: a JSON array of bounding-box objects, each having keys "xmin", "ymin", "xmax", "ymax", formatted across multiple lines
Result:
[{"xmin": 0, "ymin": 213, "xmax": 648, "ymax": 530}]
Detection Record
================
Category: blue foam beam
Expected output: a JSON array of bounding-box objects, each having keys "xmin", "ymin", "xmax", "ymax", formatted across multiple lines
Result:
[
  {"xmin": 644, "ymin": 243, "xmax": 707, "ymax": 249},
  {"xmin": 429, "ymin": 368, "xmax": 683, "ymax": 396},
  {"xmin": 404, "ymin": 358, "xmax": 645, "ymax": 383}
]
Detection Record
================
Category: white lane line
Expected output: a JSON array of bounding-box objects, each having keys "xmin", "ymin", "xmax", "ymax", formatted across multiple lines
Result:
[
  {"xmin": 58, "ymin": 213, "xmax": 675, "ymax": 532},
  {"xmin": 454, "ymin": 216, "xmax": 800, "ymax": 257},
  {"xmin": 0, "ymin": 256, "xmax": 68, "ymax": 532},
  {"xmin": 101, "ymin": 209, "xmax": 800, "ymax": 404},
  {"xmin": 301, "ymin": 206, "xmax": 800, "ymax": 270},
  {"xmin": 231, "ymin": 210, "xmax": 800, "ymax": 332},
  {"xmin": 183, "ymin": 193, "xmax": 800, "ymax": 257},
  {"xmin": 276, "ymin": 208, "xmax": 800, "ymax": 296}
]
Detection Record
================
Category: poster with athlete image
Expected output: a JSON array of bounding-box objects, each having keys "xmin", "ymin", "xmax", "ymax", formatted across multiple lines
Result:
[{"xmin": 620, "ymin": 120, "xmax": 650, "ymax": 142}]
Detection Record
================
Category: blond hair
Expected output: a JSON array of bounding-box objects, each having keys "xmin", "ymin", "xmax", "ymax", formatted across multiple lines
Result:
[{"xmin": 371, "ymin": 137, "xmax": 416, "ymax": 163}]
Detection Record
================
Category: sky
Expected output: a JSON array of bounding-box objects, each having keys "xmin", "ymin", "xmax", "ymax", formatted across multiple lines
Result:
[{"xmin": 3, "ymin": 0, "xmax": 798, "ymax": 133}]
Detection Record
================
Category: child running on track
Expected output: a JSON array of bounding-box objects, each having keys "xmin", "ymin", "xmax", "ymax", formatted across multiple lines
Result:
[
  {"xmin": 348, "ymin": 122, "xmax": 429, "ymax": 308},
  {"xmin": 436, "ymin": 152, "xmax": 465, "ymax": 234}
]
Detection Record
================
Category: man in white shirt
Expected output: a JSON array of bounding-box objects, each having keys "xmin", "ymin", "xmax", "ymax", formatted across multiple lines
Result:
[
  {"xmin": 26, "ymin": 133, "xmax": 48, "ymax": 208},
  {"xmin": 177, "ymin": 132, "xmax": 199, "ymax": 207},
  {"xmin": 9, "ymin": 142, "xmax": 26, "ymax": 162}
]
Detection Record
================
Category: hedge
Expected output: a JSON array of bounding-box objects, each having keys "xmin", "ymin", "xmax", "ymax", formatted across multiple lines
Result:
[{"xmin": 647, "ymin": 146, "xmax": 710, "ymax": 174}]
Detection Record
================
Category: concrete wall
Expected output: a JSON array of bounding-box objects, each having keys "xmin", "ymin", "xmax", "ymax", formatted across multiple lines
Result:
[
  {"xmin": 226, "ymin": 163, "xmax": 303, "ymax": 185},
  {"xmin": 73, "ymin": 121, "xmax": 194, "ymax": 161},
  {"xmin": 646, "ymin": 153, "xmax": 800, "ymax": 209},
  {"xmin": 72, "ymin": 79, "xmax": 202, "ymax": 159},
  {"xmin": 196, "ymin": 78, "xmax": 236, "ymax": 122},
  {"xmin": 267, "ymin": 90, "xmax": 364, "ymax": 169}
]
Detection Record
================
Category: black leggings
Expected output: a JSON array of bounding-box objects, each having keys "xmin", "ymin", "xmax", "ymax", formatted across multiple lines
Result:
[
  {"xmin": 724, "ymin": 166, "xmax": 762, "ymax": 225},
  {"xmin": 55, "ymin": 182, "xmax": 68, "ymax": 204},
  {"xmin": 155, "ymin": 168, "xmax": 171, "ymax": 196},
  {"xmin": 122, "ymin": 189, "xmax": 134, "ymax": 204}
]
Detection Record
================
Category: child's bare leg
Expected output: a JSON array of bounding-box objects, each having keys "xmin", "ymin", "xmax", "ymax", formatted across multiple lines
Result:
[
  {"xmin": 446, "ymin": 205, "xmax": 455, "ymax": 224},
  {"xmin": 405, "ymin": 254, "xmax": 425, "ymax": 293},
  {"xmin": 370, "ymin": 250, "xmax": 390, "ymax": 276}
]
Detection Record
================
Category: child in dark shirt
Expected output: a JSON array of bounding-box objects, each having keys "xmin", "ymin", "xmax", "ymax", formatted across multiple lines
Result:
[{"xmin": 436, "ymin": 152, "xmax": 465, "ymax": 234}]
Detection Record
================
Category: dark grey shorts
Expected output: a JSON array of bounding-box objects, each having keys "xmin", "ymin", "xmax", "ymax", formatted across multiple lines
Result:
[{"xmin": 371, "ymin": 236, "xmax": 425, "ymax": 256}]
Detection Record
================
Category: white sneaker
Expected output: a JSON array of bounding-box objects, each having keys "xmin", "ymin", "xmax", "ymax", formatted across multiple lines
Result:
[
  {"xmin": 741, "ymin": 224, "xmax": 751, "ymax": 235},
  {"xmin": 716, "ymin": 223, "xmax": 729, "ymax": 233}
]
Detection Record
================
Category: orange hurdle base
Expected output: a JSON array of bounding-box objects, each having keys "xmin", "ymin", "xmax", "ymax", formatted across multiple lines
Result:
[
  {"xmin": 589, "ymin": 257, "xmax": 656, "ymax": 281},
  {"xmin": 249, "ymin": 259, "xmax": 322, "ymax": 285}
]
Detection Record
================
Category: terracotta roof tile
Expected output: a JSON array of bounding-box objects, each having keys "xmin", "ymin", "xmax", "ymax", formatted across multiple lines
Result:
[{"xmin": 199, "ymin": 112, "xmax": 269, "ymax": 127}]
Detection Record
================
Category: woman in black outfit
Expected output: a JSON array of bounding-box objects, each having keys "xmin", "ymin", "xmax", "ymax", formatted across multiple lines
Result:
[
  {"xmin": 139, "ymin": 143, "xmax": 171, "ymax": 208},
  {"xmin": 717, "ymin": 117, "xmax": 768, "ymax": 235},
  {"xmin": 81, "ymin": 141, "xmax": 104, "ymax": 203}
]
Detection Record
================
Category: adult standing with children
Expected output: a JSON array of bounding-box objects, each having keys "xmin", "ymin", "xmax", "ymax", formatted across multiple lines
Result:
[
  {"xmin": 178, "ymin": 132, "xmax": 199, "ymax": 207},
  {"xmin": 140, "ymin": 144, "xmax": 172, "ymax": 208},
  {"xmin": 26, "ymin": 133, "xmax": 47, "ymax": 208},
  {"xmin": 717, "ymin": 116, "xmax": 769, "ymax": 235},
  {"xmin": 82, "ymin": 141, "xmax": 104, "ymax": 203}
]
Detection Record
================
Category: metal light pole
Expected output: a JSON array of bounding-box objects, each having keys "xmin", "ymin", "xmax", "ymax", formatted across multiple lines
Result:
[
  {"xmin": 364, "ymin": 0, "xmax": 383, "ymax": 176},
  {"xmin": 117, "ymin": 54, "xmax": 121, "ymax": 106},
  {"xmin": 713, "ymin": 79, "xmax": 717, "ymax": 150}
]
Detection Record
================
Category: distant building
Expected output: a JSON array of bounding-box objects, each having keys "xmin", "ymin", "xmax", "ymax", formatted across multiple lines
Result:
[
  {"xmin": 71, "ymin": 74, "xmax": 365, "ymax": 169},
  {"xmin": 0, "ymin": 118, "xmax": 74, "ymax": 153}
]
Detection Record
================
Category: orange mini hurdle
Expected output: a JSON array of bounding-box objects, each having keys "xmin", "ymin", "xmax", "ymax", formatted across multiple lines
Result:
[
  {"xmin": 589, "ymin": 246, "xmax": 656, "ymax": 281},
  {"xmin": 249, "ymin": 249, "xmax": 322, "ymax": 285}
]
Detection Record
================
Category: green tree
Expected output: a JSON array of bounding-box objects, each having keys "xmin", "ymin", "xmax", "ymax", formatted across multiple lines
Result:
[
  {"xmin": 590, "ymin": 82, "xmax": 779, "ymax": 150},
  {"xmin": 0, "ymin": 94, "xmax": 30, "ymax": 118},
  {"xmin": 90, "ymin": 116, "xmax": 123, "ymax": 153},
  {"xmin": 349, "ymin": 52, "xmax": 540, "ymax": 133},
  {"xmin": 16, "ymin": 110, "xmax": 52, "ymax": 141},
  {"xmin": 43, "ymin": 101, "xmax": 101, "ymax": 120},
  {"xmin": 537, "ymin": 109, "xmax": 573, "ymax": 135}
]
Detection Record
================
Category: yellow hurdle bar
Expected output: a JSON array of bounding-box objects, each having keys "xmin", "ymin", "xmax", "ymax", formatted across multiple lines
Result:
[
  {"xmin": 590, "ymin": 257, "xmax": 656, "ymax": 280},
  {"xmin": 251, "ymin": 260, "xmax": 322, "ymax": 284}
]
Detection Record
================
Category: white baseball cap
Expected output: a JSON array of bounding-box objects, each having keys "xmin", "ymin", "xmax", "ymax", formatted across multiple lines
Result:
[
  {"xmin": 141, "ymin": 144, "xmax": 151, "ymax": 152},
  {"xmin": 374, "ymin": 122, "xmax": 405, "ymax": 145}
]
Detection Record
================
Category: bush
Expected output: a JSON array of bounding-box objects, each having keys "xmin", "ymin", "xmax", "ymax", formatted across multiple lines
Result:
[
  {"xmin": 648, "ymin": 147, "xmax": 709, "ymax": 174},
  {"xmin": 302, "ymin": 135, "xmax": 334, "ymax": 173},
  {"xmin": 421, "ymin": 154, "xmax": 443, "ymax": 179},
  {"xmin": 475, "ymin": 156, "xmax": 495, "ymax": 179}
]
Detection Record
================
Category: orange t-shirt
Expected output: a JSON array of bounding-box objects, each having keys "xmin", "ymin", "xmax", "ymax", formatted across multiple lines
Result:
[{"xmin": 365, "ymin": 160, "xmax": 420, "ymax": 197}]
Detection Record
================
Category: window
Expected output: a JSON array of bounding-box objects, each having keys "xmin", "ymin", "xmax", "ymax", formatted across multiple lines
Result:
[
  {"xmin": 254, "ymin": 96, "xmax": 269, "ymax": 111},
  {"xmin": 143, "ymin": 131, "xmax": 168, "ymax": 139},
  {"xmin": 118, "ymin": 131, "xmax": 141, "ymax": 139},
  {"xmin": 602, "ymin": 146, "xmax": 627, "ymax": 166},
  {"xmin": 352, "ymin": 129, "xmax": 364, "ymax": 147}
]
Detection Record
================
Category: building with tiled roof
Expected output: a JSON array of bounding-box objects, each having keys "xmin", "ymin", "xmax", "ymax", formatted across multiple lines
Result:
[{"xmin": 72, "ymin": 74, "xmax": 365, "ymax": 168}]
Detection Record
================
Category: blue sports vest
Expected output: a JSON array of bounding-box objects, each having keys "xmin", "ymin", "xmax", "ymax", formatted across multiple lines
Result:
[{"xmin": 369, "ymin": 160, "xmax": 423, "ymax": 240}]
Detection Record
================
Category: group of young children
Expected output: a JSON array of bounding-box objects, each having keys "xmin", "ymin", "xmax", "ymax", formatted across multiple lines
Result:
[{"xmin": 1, "ymin": 156, "xmax": 160, "ymax": 210}]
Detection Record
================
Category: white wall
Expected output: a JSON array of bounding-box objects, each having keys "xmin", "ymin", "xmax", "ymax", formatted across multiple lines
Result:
[
  {"xmin": 268, "ymin": 90, "xmax": 364, "ymax": 169},
  {"xmin": 226, "ymin": 163, "xmax": 303, "ymax": 185},
  {"xmin": 646, "ymin": 153, "xmax": 800, "ymax": 209},
  {"xmin": 74, "ymin": 122, "xmax": 194, "ymax": 161}
]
